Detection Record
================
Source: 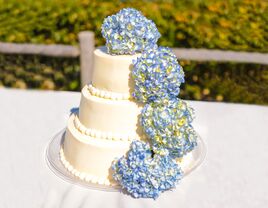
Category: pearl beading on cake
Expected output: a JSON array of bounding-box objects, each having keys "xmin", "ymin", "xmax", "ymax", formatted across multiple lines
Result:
[
  {"xmin": 74, "ymin": 115, "xmax": 145, "ymax": 142},
  {"xmin": 88, "ymin": 84, "xmax": 131, "ymax": 100},
  {"xmin": 60, "ymin": 148, "xmax": 118, "ymax": 187}
]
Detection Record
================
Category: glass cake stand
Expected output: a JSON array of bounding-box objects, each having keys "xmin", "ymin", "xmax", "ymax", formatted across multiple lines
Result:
[{"xmin": 46, "ymin": 128, "xmax": 206, "ymax": 192}]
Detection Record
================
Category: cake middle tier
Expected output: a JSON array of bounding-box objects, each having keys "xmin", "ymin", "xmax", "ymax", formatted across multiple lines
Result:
[{"xmin": 79, "ymin": 86, "xmax": 144, "ymax": 138}]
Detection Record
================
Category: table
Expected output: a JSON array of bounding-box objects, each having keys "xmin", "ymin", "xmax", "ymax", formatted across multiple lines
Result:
[{"xmin": 1, "ymin": 88, "xmax": 268, "ymax": 208}]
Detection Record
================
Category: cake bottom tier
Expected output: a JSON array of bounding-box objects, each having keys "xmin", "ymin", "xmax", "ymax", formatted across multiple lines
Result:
[{"xmin": 61, "ymin": 114, "xmax": 131, "ymax": 186}]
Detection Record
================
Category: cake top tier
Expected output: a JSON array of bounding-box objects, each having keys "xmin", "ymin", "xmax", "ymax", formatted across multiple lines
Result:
[
  {"xmin": 101, "ymin": 8, "xmax": 160, "ymax": 55},
  {"xmin": 91, "ymin": 47, "xmax": 140, "ymax": 95}
]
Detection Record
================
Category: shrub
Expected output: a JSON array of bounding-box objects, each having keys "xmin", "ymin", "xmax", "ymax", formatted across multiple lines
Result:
[
  {"xmin": 1, "ymin": 53, "xmax": 267, "ymax": 105},
  {"xmin": 0, "ymin": 54, "xmax": 80, "ymax": 91},
  {"xmin": 0, "ymin": 0, "xmax": 267, "ymax": 52},
  {"xmin": 180, "ymin": 61, "xmax": 268, "ymax": 105}
]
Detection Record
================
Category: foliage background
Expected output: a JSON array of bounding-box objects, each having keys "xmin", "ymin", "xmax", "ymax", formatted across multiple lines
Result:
[{"xmin": 0, "ymin": 0, "xmax": 267, "ymax": 104}]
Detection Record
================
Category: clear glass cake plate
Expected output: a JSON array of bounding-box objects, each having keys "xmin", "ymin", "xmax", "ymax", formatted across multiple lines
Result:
[{"xmin": 45, "ymin": 128, "xmax": 206, "ymax": 192}]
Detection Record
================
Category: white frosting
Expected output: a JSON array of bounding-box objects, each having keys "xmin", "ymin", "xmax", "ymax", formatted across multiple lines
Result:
[
  {"xmin": 60, "ymin": 148, "xmax": 119, "ymax": 187},
  {"xmin": 91, "ymin": 47, "xmax": 140, "ymax": 94},
  {"xmin": 63, "ymin": 114, "xmax": 132, "ymax": 183},
  {"xmin": 79, "ymin": 86, "xmax": 144, "ymax": 137},
  {"xmin": 62, "ymin": 47, "xmax": 145, "ymax": 186},
  {"xmin": 74, "ymin": 114, "xmax": 146, "ymax": 141},
  {"xmin": 87, "ymin": 84, "xmax": 131, "ymax": 100}
]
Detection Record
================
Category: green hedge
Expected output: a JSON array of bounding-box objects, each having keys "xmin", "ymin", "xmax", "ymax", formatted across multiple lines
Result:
[
  {"xmin": 1, "ymin": 54, "xmax": 267, "ymax": 105},
  {"xmin": 0, "ymin": 0, "xmax": 268, "ymax": 105},
  {"xmin": 0, "ymin": 54, "xmax": 80, "ymax": 91},
  {"xmin": 180, "ymin": 61, "xmax": 268, "ymax": 105},
  {"xmin": 0, "ymin": 0, "xmax": 267, "ymax": 51}
]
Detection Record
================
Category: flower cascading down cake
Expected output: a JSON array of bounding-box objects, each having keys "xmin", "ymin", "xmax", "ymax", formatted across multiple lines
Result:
[{"xmin": 61, "ymin": 8, "xmax": 197, "ymax": 199}]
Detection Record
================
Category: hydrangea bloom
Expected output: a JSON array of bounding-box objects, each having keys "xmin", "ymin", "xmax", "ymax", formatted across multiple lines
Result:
[
  {"xmin": 101, "ymin": 8, "xmax": 160, "ymax": 55},
  {"xmin": 141, "ymin": 99, "xmax": 197, "ymax": 158},
  {"xmin": 112, "ymin": 140, "xmax": 183, "ymax": 199},
  {"xmin": 132, "ymin": 47, "xmax": 184, "ymax": 103}
]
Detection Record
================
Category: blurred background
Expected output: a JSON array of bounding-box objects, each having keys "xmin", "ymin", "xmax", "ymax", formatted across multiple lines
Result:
[{"xmin": 0, "ymin": 0, "xmax": 267, "ymax": 105}]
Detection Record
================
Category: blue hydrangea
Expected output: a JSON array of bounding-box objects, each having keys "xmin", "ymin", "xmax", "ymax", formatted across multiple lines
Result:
[
  {"xmin": 132, "ymin": 47, "xmax": 184, "ymax": 103},
  {"xmin": 112, "ymin": 140, "xmax": 183, "ymax": 199},
  {"xmin": 141, "ymin": 99, "xmax": 197, "ymax": 158},
  {"xmin": 101, "ymin": 8, "xmax": 160, "ymax": 55}
]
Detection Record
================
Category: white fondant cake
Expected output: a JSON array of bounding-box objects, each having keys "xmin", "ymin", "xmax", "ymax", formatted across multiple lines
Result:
[
  {"xmin": 61, "ymin": 47, "xmax": 145, "ymax": 186},
  {"xmin": 58, "ymin": 8, "xmax": 199, "ymax": 199}
]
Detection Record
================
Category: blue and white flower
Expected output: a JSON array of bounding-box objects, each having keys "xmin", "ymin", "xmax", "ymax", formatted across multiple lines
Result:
[
  {"xmin": 141, "ymin": 99, "xmax": 197, "ymax": 158},
  {"xmin": 101, "ymin": 8, "xmax": 160, "ymax": 55},
  {"xmin": 132, "ymin": 47, "xmax": 184, "ymax": 103},
  {"xmin": 112, "ymin": 140, "xmax": 183, "ymax": 199}
]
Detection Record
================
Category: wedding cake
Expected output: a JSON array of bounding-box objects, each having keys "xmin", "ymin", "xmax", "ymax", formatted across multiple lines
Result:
[{"xmin": 61, "ymin": 8, "xmax": 197, "ymax": 199}]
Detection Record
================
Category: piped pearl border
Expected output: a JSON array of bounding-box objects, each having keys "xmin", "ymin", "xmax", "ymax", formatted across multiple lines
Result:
[
  {"xmin": 87, "ymin": 84, "xmax": 131, "ymax": 100},
  {"xmin": 60, "ymin": 147, "xmax": 118, "ymax": 187},
  {"xmin": 74, "ymin": 115, "xmax": 145, "ymax": 142}
]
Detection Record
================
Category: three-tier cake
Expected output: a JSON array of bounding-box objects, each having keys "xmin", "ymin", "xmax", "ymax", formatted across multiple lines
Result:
[
  {"xmin": 60, "ymin": 8, "xmax": 198, "ymax": 199},
  {"xmin": 60, "ymin": 47, "xmax": 143, "ymax": 186}
]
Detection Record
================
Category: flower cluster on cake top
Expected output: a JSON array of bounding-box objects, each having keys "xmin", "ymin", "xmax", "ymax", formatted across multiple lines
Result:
[
  {"xmin": 101, "ymin": 8, "xmax": 160, "ymax": 55},
  {"xmin": 102, "ymin": 8, "xmax": 198, "ymax": 199}
]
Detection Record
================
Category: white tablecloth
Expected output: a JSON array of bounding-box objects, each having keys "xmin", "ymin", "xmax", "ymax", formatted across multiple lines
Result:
[{"xmin": 1, "ymin": 88, "xmax": 268, "ymax": 208}]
